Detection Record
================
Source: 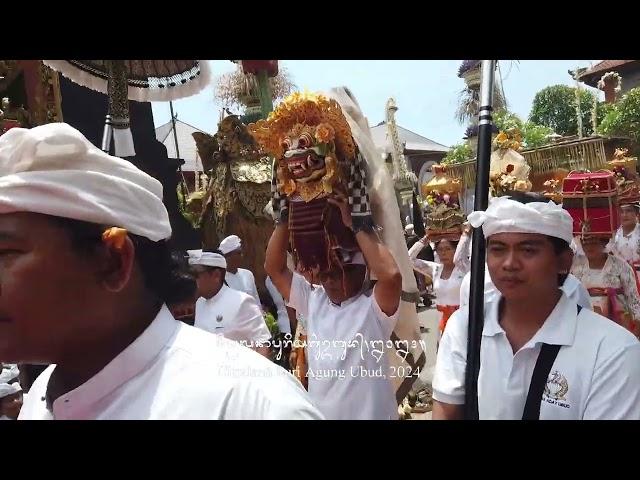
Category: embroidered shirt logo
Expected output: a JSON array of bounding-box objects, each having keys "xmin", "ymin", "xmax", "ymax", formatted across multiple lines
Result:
[{"xmin": 543, "ymin": 370, "xmax": 570, "ymax": 409}]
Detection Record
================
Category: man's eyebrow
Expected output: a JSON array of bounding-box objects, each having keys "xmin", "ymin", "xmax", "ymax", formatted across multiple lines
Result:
[
  {"xmin": 517, "ymin": 239, "xmax": 546, "ymax": 247},
  {"xmin": 488, "ymin": 239, "xmax": 546, "ymax": 247}
]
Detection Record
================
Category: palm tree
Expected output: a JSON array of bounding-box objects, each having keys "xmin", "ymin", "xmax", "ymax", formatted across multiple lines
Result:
[{"xmin": 455, "ymin": 60, "xmax": 508, "ymax": 126}]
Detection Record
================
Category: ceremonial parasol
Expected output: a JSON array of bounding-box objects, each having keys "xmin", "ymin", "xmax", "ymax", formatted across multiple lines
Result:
[{"xmin": 43, "ymin": 60, "xmax": 211, "ymax": 157}]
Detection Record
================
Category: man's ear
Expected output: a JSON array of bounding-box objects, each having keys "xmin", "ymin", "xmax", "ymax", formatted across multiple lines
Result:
[{"xmin": 96, "ymin": 236, "xmax": 136, "ymax": 293}]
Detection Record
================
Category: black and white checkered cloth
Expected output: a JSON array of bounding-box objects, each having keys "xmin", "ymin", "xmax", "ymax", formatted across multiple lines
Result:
[
  {"xmin": 349, "ymin": 151, "xmax": 375, "ymax": 232},
  {"xmin": 271, "ymin": 158, "xmax": 289, "ymax": 224}
]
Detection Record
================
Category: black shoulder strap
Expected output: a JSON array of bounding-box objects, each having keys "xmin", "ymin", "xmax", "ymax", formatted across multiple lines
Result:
[{"xmin": 522, "ymin": 305, "xmax": 582, "ymax": 420}]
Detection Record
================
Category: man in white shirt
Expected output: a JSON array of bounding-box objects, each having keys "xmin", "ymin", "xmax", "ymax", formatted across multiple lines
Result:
[
  {"xmin": 455, "ymin": 194, "xmax": 592, "ymax": 311},
  {"xmin": 1, "ymin": 123, "xmax": 322, "ymax": 420},
  {"xmin": 189, "ymin": 250, "xmax": 271, "ymax": 357},
  {"xmin": 266, "ymin": 193, "xmax": 403, "ymax": 420},
  {"xmin": 0, "ymin": 382, "xmax": 22, "ymax": 420},
  {"xmin": 0, "ymin": 364, "xmax": 19, "ymax": 384},
  {"xmin": 432, "ymin": 194, "xmax": 640, "ymax": 420},
  {"xmin": 218, "ymin": 235, "xmax": 261, "ymax": 304}
]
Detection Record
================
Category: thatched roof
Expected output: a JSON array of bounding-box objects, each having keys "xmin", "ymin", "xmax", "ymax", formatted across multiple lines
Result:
[{"xmin": 446, "ymin": 136, "xmax": 612, "ymax": 189}]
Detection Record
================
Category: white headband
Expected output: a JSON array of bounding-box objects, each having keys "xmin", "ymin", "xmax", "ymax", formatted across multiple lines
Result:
[
  {"xmin": 0, "ymin": 123, "xmax": 171, "ymax": 241},
  {"xmin": 218, "ymin": 235, "xmax": 242, "ymax": 255},
  {"xmin": 0, "ymin": 365, "xmax": 19, "ymax": 384},
  {"xmin": 189, "ymin": 251, "xmax": 227, "ymax": 269},
  {"xmin": 468, "ymin": 196, "xmax": 573, "ymax": 245},
  {"xmin": 0, "ymin": 382, "xmax": 21, "ymax": 399}
]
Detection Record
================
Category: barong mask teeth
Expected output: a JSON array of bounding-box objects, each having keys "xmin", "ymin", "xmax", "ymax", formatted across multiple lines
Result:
[{"xmin": 281, "ymin": 124, "xmax": 331, "ymax": 185}]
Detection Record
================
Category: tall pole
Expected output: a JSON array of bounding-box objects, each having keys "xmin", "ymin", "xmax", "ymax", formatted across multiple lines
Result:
[
  {"xmin": 464, "ymin": 60, "xmax": 496, "ymax": 420},
  {"xmin": 256, "ymin": 70, "xmax": 274, "ymax": 117},
  {"xmin": 169, "ymin": 101, "xmax": 181, "ymax": 159},
  {"xmin": 170, "ymin": 101, "xmax": 190, "ymax": 202},
  {"xmin": 575, "ymin": 72, "xmax": 583, "ymax": 138}
]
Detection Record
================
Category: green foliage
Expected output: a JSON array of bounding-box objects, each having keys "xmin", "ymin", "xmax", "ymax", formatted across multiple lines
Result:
[
  {"xmin": 597, "ymin": 88, "xmax": 640, "ymax": 142},
  {"xmin": 442, "ymin": 142, "xmax": 474, "ymax": 165},
  {"xmin": 493, "ymin": 109, "xmax": 553, "ymax": 149},
  {"xmin": 529, "ymin": 85, "xmax": 597, "ymax": 136},
  {"xmin": 177, "ymin": 186, "xmax": 203, "ymax": 229},
  {"xmin": 263, "ymin": 312, "xmax": 280, "ymax": 336},
  {"xmin": 522, "ymin": 121, "xmax": 554, "ymax": 149},
  {"xmin": 493, "ymin": 109, "xmax": 523, "ymax": 132}
]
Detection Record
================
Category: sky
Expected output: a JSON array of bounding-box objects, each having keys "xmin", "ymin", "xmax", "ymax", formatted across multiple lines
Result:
[{"xmin": 151, "ymin": 60, "xmax": 600, "ymax": 149}]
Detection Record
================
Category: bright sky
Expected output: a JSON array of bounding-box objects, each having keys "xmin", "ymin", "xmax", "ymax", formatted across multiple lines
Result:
[{"xmin": 151, "ymin": 60, "xmax": 600, "ymax": 149}]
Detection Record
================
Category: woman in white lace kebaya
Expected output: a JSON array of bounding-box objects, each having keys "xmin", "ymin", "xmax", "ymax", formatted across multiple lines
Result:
[
  {"xmin": 571, "ymin": 235, "xmax": 640, "ymax": 337},
  {"xmin": 408, "ymin": 229, "xmax": 471, "ymax": 336}
]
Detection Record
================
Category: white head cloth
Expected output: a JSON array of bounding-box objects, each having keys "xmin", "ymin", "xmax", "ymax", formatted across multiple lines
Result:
[
  {"xmin": 0, "ymin": 364, "xmax": 19, "ymax": 384},
  {"xmin": 219, "ymin": 235, "xmax": 242, "ymax": 255},
  {"xmin": 0, "ymin": 123, "xmax": 171, "ymax": 241},
  {"xmin": 186, "ymin": 249, "xmax": 202, "ymax": 259},
  {"xmin": 189, "ymin": 251, "xmax": 227, "ymax": 269},
  {"xmin": 0, "ymin": 382, "xmax": 21, "ymax": 399},
  {"xmin": 467, "ymin": 196, "xmax": 573, "ymax": 245}
]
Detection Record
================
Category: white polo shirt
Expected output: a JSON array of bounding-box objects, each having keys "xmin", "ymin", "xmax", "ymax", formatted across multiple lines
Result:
[
  {"xmin": 433, "ymin": 293, "xmax": 640, "ymax": 419},
  {"xmin": 286, "ymin": 272, "xmax": 399, "ymax": 420},
  {"xmin": 195, "ymin": 285, "xmax": 271, "ymax": 348},
  {"xmin": 225, "ymin": 268, "xmax": 261, "ymax": 305},
  {"xmin": 18, "ymin": 305, "xmax": 323, "ymax": 420}
]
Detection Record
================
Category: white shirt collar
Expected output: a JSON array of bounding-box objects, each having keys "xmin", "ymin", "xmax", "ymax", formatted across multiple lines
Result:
[
  {"xmin": 51, "ymin": 305, "xmax": 178, "ymax": 414},
  {"xmin": 206, "ymin": 284, "xmax": 231, "ymax": 303},
  {"xmin": 619, "ymin": 223, "xmax": 640, "ymax": 238},
  {"xmin": 482, "ymin": 292, "xmax": 578, "ymax": 347}
]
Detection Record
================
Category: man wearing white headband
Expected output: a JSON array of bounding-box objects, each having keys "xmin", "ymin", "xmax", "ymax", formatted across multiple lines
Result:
[
  {"xmin": 457, "ymin": 194, "xmax": 592, "ymax": 311},
  {"xmin": 0, "ymin": 364, "xmax": 19, "ymax": 384},
  {"xmin": 0, "ymin": 382, "xmax": 23, "ymax": 420},
  {"xmin": 266, "ymin": 193, "xmax": 402, "ymax": 420},
  {"xmin": 432, "ymin": 194, "xmax": 640, "ymax": 420},
  {"xmin": 189, "ymin": 250, "xmax": 271, "ymax": 357},
  {"xmin": 1, "ymin": 123, "xmax": 321, "ymax": 420},
  {"xmin": 218, "ymin": 234, "xmax": 261, "ymax": 305}
]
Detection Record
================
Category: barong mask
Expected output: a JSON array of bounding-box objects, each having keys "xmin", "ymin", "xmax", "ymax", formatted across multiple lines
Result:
[
  {"xmin": 249, "ymin": 92, "xmax": 371, "ymax": 274},
  {"xmin": 249, "ymin": 92, "xmax": 356, "ymax": 203}
]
